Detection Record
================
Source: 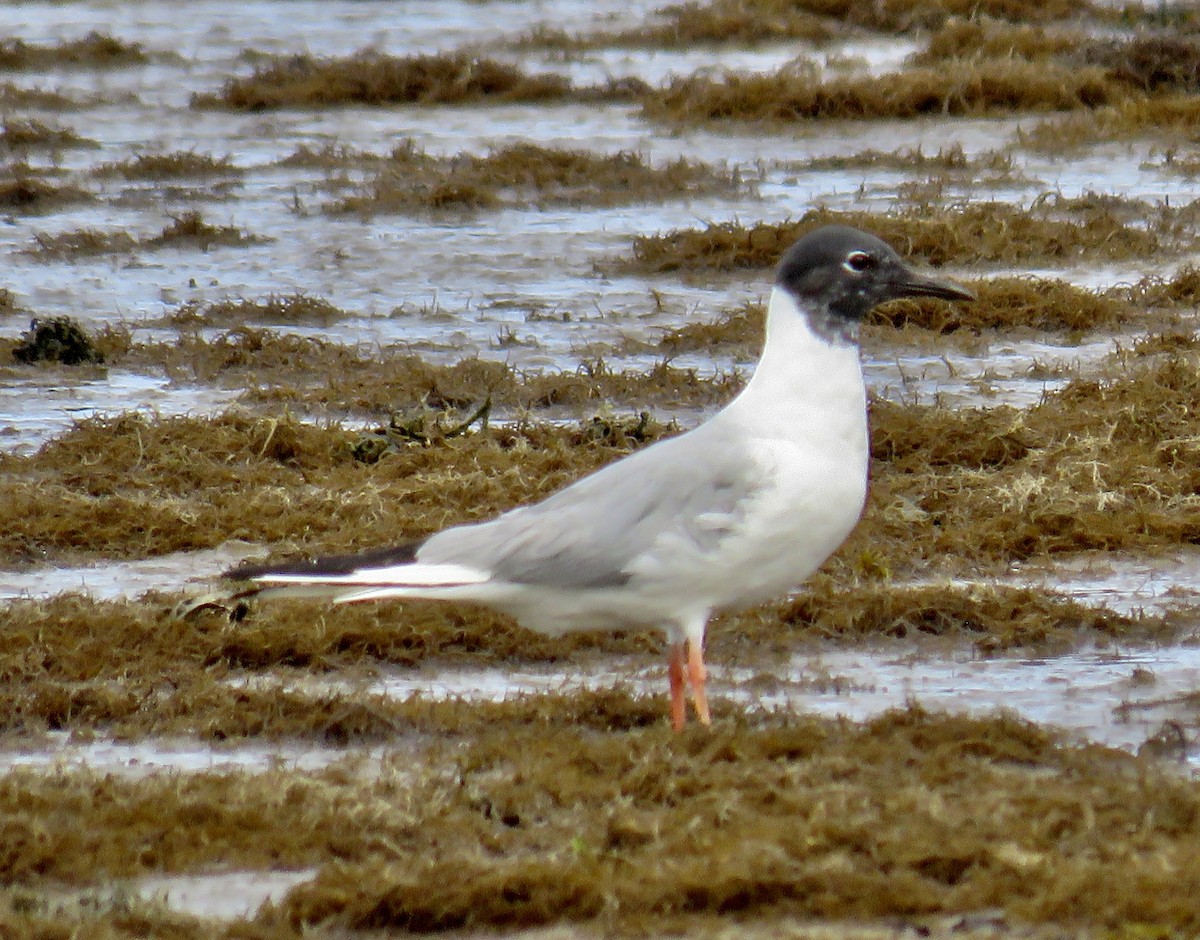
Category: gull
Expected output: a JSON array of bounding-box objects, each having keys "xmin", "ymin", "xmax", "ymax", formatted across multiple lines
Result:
[{"xmin": 227, "ymin": 225, "xmax": 973, "ymax": 731}]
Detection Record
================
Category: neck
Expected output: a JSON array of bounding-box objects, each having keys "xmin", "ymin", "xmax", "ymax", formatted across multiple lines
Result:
[{"xmin": 725, "ymin": 287, "xmax": 867, "ymax": 434}]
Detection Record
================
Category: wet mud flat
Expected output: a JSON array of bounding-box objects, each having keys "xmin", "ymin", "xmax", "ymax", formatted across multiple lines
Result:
[{"xmin": 6, "ymin": 0, "xmax": 1200, "ymax": 937}]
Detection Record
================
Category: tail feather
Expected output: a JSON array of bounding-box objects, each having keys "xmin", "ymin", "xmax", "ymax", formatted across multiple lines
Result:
[
  {"xmin": 253, "ymin": 562, "xmax": 489, "ymax": 588},
  {"xmin": 238, "ymin": 580, "xmax": 483, "ymax": 605},
  {"xmin": 225, "ymin": 539, "xmax": 425, "ymax": 582},
  {"xmin": 224, "ymin": 538, "xmax": 491, "ymax": 605},
  {"xmin": 331, "ymin": 586, "xmax": 455, "ymax": 603}
]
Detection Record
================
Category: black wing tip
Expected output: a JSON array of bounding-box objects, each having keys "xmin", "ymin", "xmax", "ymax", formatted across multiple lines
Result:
[{"xmin": 223, "ymin": 539, "xmax": 425, "ymax": 581}]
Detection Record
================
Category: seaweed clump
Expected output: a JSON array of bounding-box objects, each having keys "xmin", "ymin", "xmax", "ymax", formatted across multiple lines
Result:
[
  {"xmin": 852, "ymin": 348, "xmax": 1200, "ymax": 574},
  {"xmin": 872, "ymin": 276, "xmax": 1134, "ymax": 334},
  {"xmin": 649, "ymin": 276, "xmax": 1137, "ymax": 354},
  {"xmin": 201, "ymin": 52, "xmax": 576, "ymax": 109},
  {"xmin": 911, "ymin": 17, "xmax": 1084, "ymax": 63},
  {"xmin": 24, "ymin": 227, "xmax": 138, "ymax": 258},
  {"xmin": 11, "ymin": 316, "xmax": 104, "ymax": 365},
  {"xmin": 23, "ymin": 212, "xmax": 266, "ymax": 259},
  {"xmin": 0, "ymin": 411, "xmax": 676, "ymax": 564},
  {"xmin": 102, "ymin": 326, "xmax": 738, "ymax": 418},
  {"xmin": 516, "ymin": 4, "xmax": 834, "ymax": 49},
  {"xmin": 3, "ymin": 700, "xmax": 1200, "ymax": 935},
  {"xmin": 778, "ymin": 580, "xmax": 1167, "ymax": 654},
  {"xmin": 93, "ymin": 150, "xmax": 243, "ymax": 180},
  {"xmin": 0, "ymin": 164, "xmax": 92, "ymax": 213},
  {"xmin": 144, "ymin": 210, "xmax": 267, "ymax": 249},
  {"xmin": 0, "ymin": 117, "xmax": 97, "ymax": 150},
  {"xmin": 165, "ymin": 293, "xmax": 347, "ymax": 327},
  {"xmin": 0, "ymin": 32, "xmax": 148, "ymax": 69},
  {"xmin": 640, "ymin": 59, "xmax": 1119, "ymax": 124},
  {"xmin": 624, "ymin": 199, "xmax": 1186, "ymax": 274},
  {"xmin": 333, "ymin": 141, "xmax": 743, "ymax": 214},
  {"xmin": 814, "ymin": 0, "xmax": 1103, "ymax": 29},
  {"xmin": 1084, "ymin": 34, "xmax": 1200, "ymax": 94}
]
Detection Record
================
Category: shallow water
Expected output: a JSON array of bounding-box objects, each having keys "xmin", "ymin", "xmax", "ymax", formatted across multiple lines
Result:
[
  {"xmin": 863, "ymin": 335, "xmax": 1114, "ymax": 408},
  {"xmin": 778, "ymin": 642, "xmax": 1200, "ymax": 763},
  {"xmin": 0, "ymin": 1, "xmax": 1179, "ymax": 404},
  {"xmin": 16, "ymin": 636, "xmax": 1191, "ymax": 784},
  {"xmin": 132, "ymin": 868, "xmax": 317, "ymax": 920},
  {"xmin": 0, "ymin": 542, "xmax": 262, "ymax": 601},
  {"xmin": 0, "ymin": 732, "xmax": 373, "ymax": 777},
  {"xmin": 0, "ymin": 367, "xmax": 241, "ymax": 456},
  {"xmin": 998, "ymin": 549, "xmax": 1200, "ymax": 617}
]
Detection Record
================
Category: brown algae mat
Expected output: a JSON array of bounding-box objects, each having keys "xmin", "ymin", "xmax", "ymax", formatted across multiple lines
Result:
[
  {"xmin": 161, "ymin": 294, "xmax": 346, "ymax": 328},
  {"xmin": 791, "ymin": 143, "xmax": 1021, "ymax": 178},
  {"xmin": 856, "ymin": 349, "xmax": 1200, "ymax": 574},
  {"xmin": 91, "ymin": 150, "xmax": 243, "ymax": 180},
  {"xmin": 0, "ymin": 581, "xmax": 1167, "ymax": 742},
  {"xmin": 652, "ymin": 275, "xmax": 1148, "ymax": 356},
  {"xmin": 9, "ymin": 11, "xmax": 1200, "ymax": 937},
  {"xmin": 0, "ymin": 411, "xmax": 681, "ymax": 564},
  {"xmin": 24, "ymin": 211, "xmax": 268, "ymax": 259},
  {"xmin": 639, "ymin": 59, "xmax": 1119, "ymax": 124},
  {"xmin": 1023, "ymin": 95, "xmax": 1200, "ymax": 150},
  {"xmin": 196, "ymin": 52, "xmax": 632, "ymax": 110},
  {"xmin": 634, "ymin": 27, "xmax": 1200, "ymax": 126},
  {"xmin": 7, "ymin": 331, "xmax": 1200, "ymax": 574},
  {"xmin": 514, "ymin": 0, "xmax": 1075, "ymax": 51},
  {"xmin": 0, "ymin": 31, "xmax": 149, "ymax": 69},
  {"xmin": 194, "ymin": 24, "xmax": 1198, "ymax": 127},
  {"xmin": 0, "ymin": 162, "xmax": 93, "ymax": 214},
  {"xmin": 5, "ymin": 705, "xmax": 1200, "ymax": 937},
  {"xmin": 0, "ymin": 116, "xmax": 97, "ymax": 150},
  {"xmin": 621, "ymin": 200, "xmax": 1200, "ymax": 274},
  {"xmin": 331, "ymin": 141, "xmax": 747, "ymax": 214},
  {"xmin": 148, "ymin": 330, "xmax": 740, "ymax": 412}
]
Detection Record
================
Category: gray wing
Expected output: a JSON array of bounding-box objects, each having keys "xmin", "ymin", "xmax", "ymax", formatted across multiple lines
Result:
[{"xmin": 418, "ymin": 426, "xmax": 764, "ymax": 589}]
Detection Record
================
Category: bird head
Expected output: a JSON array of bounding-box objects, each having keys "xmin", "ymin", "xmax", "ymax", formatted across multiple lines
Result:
[{"xmin": 776, "ymin": 225, "xmax": 975, "ymax": 342}]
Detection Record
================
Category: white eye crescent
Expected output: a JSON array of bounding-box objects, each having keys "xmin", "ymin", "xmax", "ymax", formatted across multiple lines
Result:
[{"xmin": 843, "ymin": 251, "xmax": 873, "ymax": 273}]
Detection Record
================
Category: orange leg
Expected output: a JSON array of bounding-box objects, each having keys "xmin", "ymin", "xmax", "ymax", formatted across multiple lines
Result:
[
  {"xmin": 688, "ymin": 638, "xmax": 711, "ymax": 726},
  {"xmin": 668, "ymin": 642, "xmax": 687, "ymax": 732}
]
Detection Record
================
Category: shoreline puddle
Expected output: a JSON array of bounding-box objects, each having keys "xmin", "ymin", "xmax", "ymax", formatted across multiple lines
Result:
[
  {"xmin": 0, "ymin": 733, "xmax": 376, "ymax": 777},
  {"xmin": 775, "ymin": 643, "xmax": 1200, "ymax": 764},
  {"xmin": 132, "ymin": 868, "xmax": 317, "ymax": 920},
  {"xmin": 997, "ymin": 549, "xmax": 1200, "ymax": 617},
  {"xmin": 231, "ymin": 639, "xmax": 1200, "ymax": 766},
  {"xmin": 864, "ymin": 335, "xmax": 1114, "ymax": 408},
  {"xmin": 0, "ymin": 542, "xmax": 263, "ymax": 602},
  {"xmin": 0, "ymin": 369, "xmax": 241, "ymax": 456},
  {"xmin": 10, "ymin": 638, "xmax": 1194, "ymax": 780}
]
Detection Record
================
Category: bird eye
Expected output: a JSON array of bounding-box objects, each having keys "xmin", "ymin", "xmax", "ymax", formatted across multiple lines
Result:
[{"xmin": 843, "ymin": 251, "xmax": 874, "ymax": 273}]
